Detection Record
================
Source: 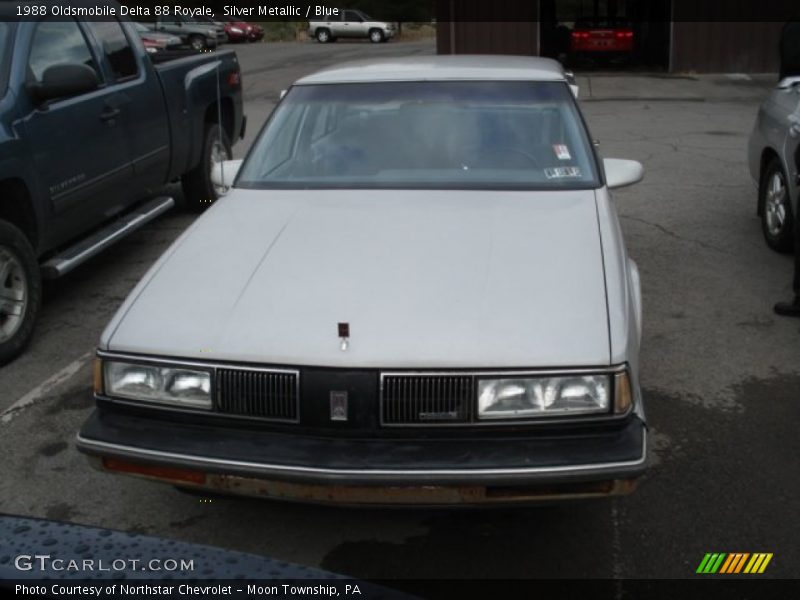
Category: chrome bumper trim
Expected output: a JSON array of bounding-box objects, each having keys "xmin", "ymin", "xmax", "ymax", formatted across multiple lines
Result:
[{"xmin": 76, "ymin": 431, "xmax": 647, "ymax": 483}]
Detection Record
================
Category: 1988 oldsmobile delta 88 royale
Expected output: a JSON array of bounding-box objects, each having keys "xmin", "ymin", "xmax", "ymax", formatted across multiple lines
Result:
[{"xmin": 77, "ymin": 56, "xmax": 647, "ymax": 505}]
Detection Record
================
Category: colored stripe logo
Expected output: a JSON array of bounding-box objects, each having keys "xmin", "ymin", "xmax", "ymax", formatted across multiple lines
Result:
[{"xmin": 696, "ymin": 553, "xmax": 773, "ymax": 574}]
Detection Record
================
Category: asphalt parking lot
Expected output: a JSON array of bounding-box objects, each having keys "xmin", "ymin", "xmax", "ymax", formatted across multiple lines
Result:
[{"xmin": 0, "ymin": 39, "xmax": 798, "ymax": 580}]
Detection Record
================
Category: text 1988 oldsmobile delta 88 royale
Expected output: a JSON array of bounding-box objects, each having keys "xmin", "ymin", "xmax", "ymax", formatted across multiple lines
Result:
[{"xmin": 77, "ymin": 56, "xmax": 647, "ymax": 505}]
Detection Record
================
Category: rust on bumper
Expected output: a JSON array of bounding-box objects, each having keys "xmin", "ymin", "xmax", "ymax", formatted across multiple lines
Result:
[{"xmin": 92, "ymin": 456, "xmax": 637, "ymax": 505}]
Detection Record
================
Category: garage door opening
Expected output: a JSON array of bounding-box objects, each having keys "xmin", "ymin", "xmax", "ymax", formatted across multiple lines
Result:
[{"xmin": 539, "ymin": 0, "xmax": 672, "ymax": 71}]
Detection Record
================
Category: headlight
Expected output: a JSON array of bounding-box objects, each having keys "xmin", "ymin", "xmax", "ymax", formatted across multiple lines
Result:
[
  {"xmin": 477, "ymin": 374, "xmax": 610, "ymax": 419},
  {"xmin": 230, "ymin": 27, "xmax": 243, "ymax": 33},
  {"xmin": 104, "ymin": 361, "xmax": 212, "ymax": 409}
]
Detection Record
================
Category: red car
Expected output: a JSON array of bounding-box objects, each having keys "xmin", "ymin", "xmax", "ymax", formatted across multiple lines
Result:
[
  {"xmin": 219, "ymin": 16, "xmax": 264, "ymax": 43},
  {"xmin": 570, "ymin": 19, "xmax": 634, "ymax": 62}
]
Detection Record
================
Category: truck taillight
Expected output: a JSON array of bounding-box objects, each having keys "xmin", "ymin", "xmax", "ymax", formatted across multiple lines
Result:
[
  {"xmin": 615, "ymin": 30, "xmax": 634, "ymax": 38},
  {"xmin": 228, "ymin": 70, "xmax": 241, "ymax": 88}
]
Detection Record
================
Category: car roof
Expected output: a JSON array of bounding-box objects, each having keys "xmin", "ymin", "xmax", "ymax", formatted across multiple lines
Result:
[{"xmin": 295, "ymin": 55, "xmax": 568, "ymax": 85}]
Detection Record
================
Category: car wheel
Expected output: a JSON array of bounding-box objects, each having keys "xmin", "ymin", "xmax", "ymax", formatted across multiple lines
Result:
[
  {"xmin": 760, "ymin": 157, "xmax": 794, "ymax": 253},
  {"xmin": 189, "ymin": 35, "xmax": 206, "ymax": 51},
  {"xmin": 181, "ymin": 124, "xmax": 232, "ymax": 212},
  {"xmin": 369, "ymin": 29, "xmax": 385, "ymax": 43},
  {"xmin": 316, "ymin": 28, "xmax": 331, "ymax": 43},
  {"xmin": 0, "ymin": 220, "xmax": 41, "ymax": 365}
]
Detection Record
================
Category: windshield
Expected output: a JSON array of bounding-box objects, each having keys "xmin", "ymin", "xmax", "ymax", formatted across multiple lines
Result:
[
  {"xmin": 575, "ymin": 19, "xmax": 632, "ymax": 29},
  {"xmin": 237, "ymin": 81, "xmax": 600, "ymax": 190}
]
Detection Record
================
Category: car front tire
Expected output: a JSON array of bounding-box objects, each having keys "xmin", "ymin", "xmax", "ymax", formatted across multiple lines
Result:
[
  {"xmin": 316, "ymin": 28, "xmax": 331, "ymax": 43},
  {"xmin": 181, "ymin": 124, "xmax": 232, "ymax": 212},
  {"xmin": 0, "ymin": 220, "xmax": 41, "ymax": 365},
  {"xmin": 369, "ymin": 29, "xmax": 385, "ymax": 43},
  {"xmin": 760, "ymin": 157, "xmax": 794, "ymax": 253}
]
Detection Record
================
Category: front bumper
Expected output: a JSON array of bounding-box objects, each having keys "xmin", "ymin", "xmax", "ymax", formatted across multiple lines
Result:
[{"xmin": 77, "ymin": 408, "xmax": 646, "ymax": 505}]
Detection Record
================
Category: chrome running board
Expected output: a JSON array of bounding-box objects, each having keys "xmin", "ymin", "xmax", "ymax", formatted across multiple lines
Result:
[{"xmin": 41, "ymin": 196, "xmax": 175, "ymax": 278}]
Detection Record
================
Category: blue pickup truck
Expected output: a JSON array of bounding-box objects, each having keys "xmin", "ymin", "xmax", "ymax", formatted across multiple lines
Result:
[{"xmin": 0, "ymin": 5, "xmax": 245, "ymax": 364}]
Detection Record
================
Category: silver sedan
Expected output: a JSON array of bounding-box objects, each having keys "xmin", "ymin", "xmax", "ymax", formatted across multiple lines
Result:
[
  {"xmin": 78, "ymin": 56, "xmax": 647, "ymax": 506},
  {"xmin": 748, "ymin": 76, "xmax": 800, "ymax": 252}
]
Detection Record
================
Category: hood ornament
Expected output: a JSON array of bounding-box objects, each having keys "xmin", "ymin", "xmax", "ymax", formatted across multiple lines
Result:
[{"xmin": 338, "ymin": 322, "xmax": 350, "ymax": 352}]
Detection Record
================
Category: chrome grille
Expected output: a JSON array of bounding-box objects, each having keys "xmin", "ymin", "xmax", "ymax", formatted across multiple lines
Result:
[
  {"xmin": 381, "ymin": 374, "xmax": 475, "ymax": 425},
  {"xmin": 216, "ymin": 368, "xmax": 299, "ymax": 422}
]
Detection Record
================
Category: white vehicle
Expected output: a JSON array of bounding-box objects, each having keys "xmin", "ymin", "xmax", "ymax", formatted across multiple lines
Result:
[
  {"xmin": 78, "ymin": 56, "xmax": 647, "ymax": 506},
  {"xmin": 309, "ymin": 9, "xmax": 395, "ymax": 43}
]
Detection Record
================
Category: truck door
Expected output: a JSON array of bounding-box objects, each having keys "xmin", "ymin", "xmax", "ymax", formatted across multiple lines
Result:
[
  {"xmin": 325, "ymin": 13, "xmax": 343, "ymax": 37},
  {"xmin": 21, "ymin": 18, "xmax": 132, "ymax": 240},
  {"xmin": 83, "ymin": 19, "xmax": 170, "ymax": 199},
  {"xmin": 342, "ymin": 11, "xmax": 365, "ymax": 38}
]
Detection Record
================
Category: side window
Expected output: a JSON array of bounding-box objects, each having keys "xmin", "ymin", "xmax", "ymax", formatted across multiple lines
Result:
[
  {"xmin": 86, "ymin": 20, "xmax": 138, "ymax": 81},
  {"xmin": 28, "ymin": 19, "xmax": 100, "ymax": 84},
  {"xmin": 344, "ymin": 11, "xmax": 362, "ymax": 22}
]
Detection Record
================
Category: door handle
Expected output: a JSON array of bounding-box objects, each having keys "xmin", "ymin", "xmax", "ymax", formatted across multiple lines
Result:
[{"xmin": 100, "ymin": 107, "xmax": 121, "ymax": 122}]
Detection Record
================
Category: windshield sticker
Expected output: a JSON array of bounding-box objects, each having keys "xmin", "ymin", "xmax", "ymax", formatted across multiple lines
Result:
[
  {"xmin": 553, "ymin": 144, "xmax": 572, "ymax": 160},
  {"xmin": 544, "ymin": 166, "xmax": 582, "ymax": 179}
]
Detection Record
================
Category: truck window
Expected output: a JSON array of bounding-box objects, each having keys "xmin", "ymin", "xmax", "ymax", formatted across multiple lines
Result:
[
  {"xmin": 28, "ymin": 19, "xmax": 101, "ymax": 84},
  {"xmin": 85, "ymin": 20, "xmax": 138, "ymax": 81},
  {"xmin": 0, "ymin": 23, "xmax": 11, "ymax": 94},
  {"xmin": 344, "ymin": 11, "xmax": 363, "ymax": 22}
]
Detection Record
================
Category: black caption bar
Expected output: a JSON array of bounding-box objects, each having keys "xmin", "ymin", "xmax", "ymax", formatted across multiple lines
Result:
[
  {"xmin": 4, "ymin": 579, "xmax": 800, "ymax": 600},
  {"xmin": 4, "ymin": 1, "xmax": 800, "ymax": 23}
]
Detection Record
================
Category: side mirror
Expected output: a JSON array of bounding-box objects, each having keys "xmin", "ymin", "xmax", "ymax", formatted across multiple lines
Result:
[
  {"xmin": 279, "ymin": 89, "xmax": 288, "ymax": 99},
  {"xmin": 604, "ymin": 158, "xmax": 644, "ymax": 190},
  {"xmin": 211, "ymin": 159, "xmax": 243, "ymax": 188},
  {"xmin": 28, "ymin": 64, "xmax": 99, "ymax": 103},
  {"xmin": 564, "ymin": 70, "xmax": 579, "ymax": 98}
]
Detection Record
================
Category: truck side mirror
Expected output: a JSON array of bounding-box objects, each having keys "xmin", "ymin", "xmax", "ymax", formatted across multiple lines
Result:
[{"xmin": 27, "ymin": 64, "xmax": 99, "ymax": 104}]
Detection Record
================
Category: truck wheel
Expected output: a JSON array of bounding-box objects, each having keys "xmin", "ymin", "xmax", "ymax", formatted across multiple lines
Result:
[
  {"xmin": 760, "ymin": 157, "xmax": 794, "ymax": 253},
  {"xmin": 369, "ymin": 29, "xmax": 385, "ymax": 43},
  {"xmin": 181, "ymin": 124, "xmax": 232, "ymax": 212},
  {"xmin": 316, "ymin": 28, "xmax": 331, "ymax": 43},
  {"xmin": 189, "ymin": 35, "xmax": 206, "ymax": 51},
  {"xmin": 0, "ymin": 221, "xmax": 41, "ymax": 365}
]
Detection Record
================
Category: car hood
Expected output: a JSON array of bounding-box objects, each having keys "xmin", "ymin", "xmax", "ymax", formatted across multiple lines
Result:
[{"xmin": 104, "ymin": 189, "xmax": 611, "ymax": 368}]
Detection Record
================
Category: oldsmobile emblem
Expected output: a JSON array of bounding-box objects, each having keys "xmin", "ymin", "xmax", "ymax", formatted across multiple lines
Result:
[{"xmin": 330, "ymin": 391, "xmax": 348, "ymax": 421}]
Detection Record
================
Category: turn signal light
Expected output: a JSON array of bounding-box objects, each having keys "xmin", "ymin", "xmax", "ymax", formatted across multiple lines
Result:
[
  {"xmin": 93, "ymin": 358, "xmax": 103, "ymax": 395},
  {"xmin": 614, "ymin": 371, "xmax": 633, "ymax": 414}
]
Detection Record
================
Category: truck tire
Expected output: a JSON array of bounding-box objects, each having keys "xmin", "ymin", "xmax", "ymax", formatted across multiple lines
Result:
[
  {"xmin": 181, "ymin": 124, "xmax": 232, "ymax": 212},
  {"xmin": 0, "ymin": 220, "xmax": 41, "ymax": 365},
  {"xmin": 316, "ymin": 28, "xmax": 331, "ymax": 43},
  {"xmin": 369, "ymin": 29, "xmax": 385, "ymax": 43}
]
